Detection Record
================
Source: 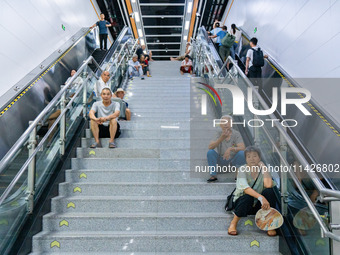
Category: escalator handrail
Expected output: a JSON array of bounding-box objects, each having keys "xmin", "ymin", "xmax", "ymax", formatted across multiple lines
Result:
[
  {"xmin": 0, "ymin": 25, "xmax": 131, "ymax": 177},
  {"xmin": 237, "ymin": 27, "xmax": 338, "ymax": 191},
  {"xmin": 0, "ymin": 27, "xmax": 97, "ymax": 114},
  {"xmin": 223, "ymin": 53, "xmax": 340, "ymax": 199},
  {"xmin": 0, "ymin": 33, "xmax": 137, "ymax": 206},
  {"xmin": 195, "ymin": 31, "xmax": 340, "ymax": 240},
  {"xmin": 237, "ymin": 27, "xmax": 340, "ymax": 132},
  {"xmin": 197, "ymin": 26, "xmax": 340, "ymax": 199},
  {"xmin": 0, "ymin": 73, "xmax": 94, "ymax": 206},
  {"xmin": 0, "ymin": 56, "xmax": 102, "ymax": 177}
]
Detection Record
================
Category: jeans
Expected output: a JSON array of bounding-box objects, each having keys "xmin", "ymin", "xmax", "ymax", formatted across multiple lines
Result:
[
  {"xmin": 230, "ymin": 42, "xmax": 239, "ymax": 60},
  {"xmin": 207, "ymin": 149, "xmax": 246, "ymax": 176},
  {"xmin": 99, "ymin": 34, "xmax": 108, "ymax": 50},
  {"xmin": 233, "ymin": 188, "xmax": 276, "ymax": 217}
]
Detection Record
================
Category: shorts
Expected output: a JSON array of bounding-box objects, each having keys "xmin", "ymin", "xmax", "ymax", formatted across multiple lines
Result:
[{"xmin": 99, "ymin": 122, "xmax": 121, "ymax": 138}]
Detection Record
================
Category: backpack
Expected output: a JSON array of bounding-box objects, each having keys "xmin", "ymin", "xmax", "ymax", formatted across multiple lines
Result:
[
  {"xmin": 252, "ymin": 48, "xmax": 265, "ymax": 67},
  {"xmin": 221, "ymin": 33, "xmax": 235, "ymax": 48}
]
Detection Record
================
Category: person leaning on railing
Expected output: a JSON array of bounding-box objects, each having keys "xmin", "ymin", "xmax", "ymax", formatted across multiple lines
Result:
[{"xmin": 227, "ymin": 146, "xmax": 277, "ymax": 237}]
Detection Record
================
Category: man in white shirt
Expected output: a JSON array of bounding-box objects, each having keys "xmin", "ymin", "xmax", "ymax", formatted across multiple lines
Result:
[
  {"xmin": 180, "ymin": 55, "xmax": 193, "ymax": 75},
  {"xmin": 245, "ymin": 37, "xmax": 268, "ymax": 88},
  {"xmin": 128, "ymin": 54, "xmax": 144, "ymax": 80},
  {"xmin": 94, "ymin": 71, "xmax": 110, "ymax": 98},
  {"xmin": 89, "ymin": 88, "xmax": 120, "ymax": 148}
]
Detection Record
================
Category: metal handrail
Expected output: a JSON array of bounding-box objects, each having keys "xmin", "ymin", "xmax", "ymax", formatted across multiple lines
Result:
[
  {"xmin": 223, "ymin": 55, "xmax": 340, "ymax": 198},
  {"xmin": 0, "ymin": 56, "xmax": 102, "ymax": 176},
  {"xmin": 194, "ymin": 29, "xmax": 340, "ymax": 240},
  {"xmin": 0, "ymin": 37, "xmax": 136, "ymax": 206},
  {"xmin": 237, "ymin": 26, "xmax": 340, "ymax": 131},
  {"xmin": 195, "ymin": 27, "xmax": 340, "ymax": 200},
  {"xmin": 0, "ymin": 75, "xmax": 90, "ymax": 206},
  {"xmin": 221, "ymin": 55, "xmax": 340, "ymax": 241}
]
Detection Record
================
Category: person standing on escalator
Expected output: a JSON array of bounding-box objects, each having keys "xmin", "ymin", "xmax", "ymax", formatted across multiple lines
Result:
[
  {"xmin": 245, "ymin": 37, "xmax": 268, "ymax": 88},
  {"xmin": 91, "ymin": 13, "xmax": 112, "ymax": 51}
]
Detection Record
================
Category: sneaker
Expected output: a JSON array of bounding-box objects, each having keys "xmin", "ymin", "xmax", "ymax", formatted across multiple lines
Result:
[
  {"xmin": 129, "ymin": 75, "xmax": 133, "ymax": 80},
  {"xmin": 147, "ymin": 74, "xmax": 152, "ymax": 77},
  {"xmin": 141, "ymin": 77, "xmax": 145, "ymax": 80}
]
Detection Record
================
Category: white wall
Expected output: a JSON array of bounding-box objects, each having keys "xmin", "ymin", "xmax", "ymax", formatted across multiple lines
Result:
[
  {"xmin": 0, "ymin": 0, "xmax": 112, "ymax": 98},
  {"xmin": 221, "ymin": 0, "xmax": 340, "ymax": 122}
]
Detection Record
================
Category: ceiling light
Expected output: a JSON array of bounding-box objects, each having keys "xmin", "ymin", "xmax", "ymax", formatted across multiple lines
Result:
[
  {"xmin": 134, "ymin": 12, "xmax": 140, "ymax": 22},
  {"xmin": 140, "ymin": 39, "xmax": 145, "ymax": 45},
  {"xmin": 131, "ymin": 0, "xmax": 136, "ymax": 2},
  {"xmin": 187, "ymin": 2, "xmax": 193, "ymax": 13},
  {"xmin": 184, "ymin": 35, "xmax": 188, "ymax": 40},
  {"xmin": 185, "ymin": 21, "xmax": 190, "ymax": 30},
  {"xmin": 138, "ymin": 29, "xmax": 143, "ymax": 37}
]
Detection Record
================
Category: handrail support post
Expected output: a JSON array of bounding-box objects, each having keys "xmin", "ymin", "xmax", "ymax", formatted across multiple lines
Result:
[
  {"xmin": 26, "ymin": 120, "xmax": 37, "ymax": 214},
  {"xmin": 59, "ymin": 85, "xmax": 66, "ymax": 155}
]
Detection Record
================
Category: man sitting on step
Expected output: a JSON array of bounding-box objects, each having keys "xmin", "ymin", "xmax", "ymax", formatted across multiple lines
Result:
[
  {"xmin": 94, "ymin": 71, "xmax": 111, "ymax": 99},
  {"xmin": 128, "ymin": 54, "xmax": 145, "ymax": 80},
  {"xmin": 207, "ymin": 115, "xmax": 246, "ymax": 182},
  {"xmin": 89, "ymin": 88, "xmax": 121, "ymax": 148}
]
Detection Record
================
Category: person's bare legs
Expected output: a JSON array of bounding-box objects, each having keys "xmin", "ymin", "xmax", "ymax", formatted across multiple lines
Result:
[
  {"xmin": 109, "ymin": 119, "xmax": 118, "ymax": 143},
  {"xmin": 47, "ymin": 109, "xmax": 61, "ymax": 143},
  {"xmin": 90, "ymin": 120, "xmax": 100, "ymax": 144},
  {"xmin": 125, "ymin": 108, "xmax": 131, "ymax": 121},
  {"xmin": 228, "ymin": 215, "xmax": 240, "ymax": 234}
]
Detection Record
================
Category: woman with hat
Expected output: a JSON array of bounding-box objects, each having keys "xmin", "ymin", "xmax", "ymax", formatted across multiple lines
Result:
[{"xmin": 114, "ymin": 88, "xmax": 131, "ymax": 121}]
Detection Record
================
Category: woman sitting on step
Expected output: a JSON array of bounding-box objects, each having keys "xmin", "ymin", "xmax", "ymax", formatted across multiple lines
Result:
[{"xmin": 228, "ymin": 146, "xmax": 277, "ymax": 236}]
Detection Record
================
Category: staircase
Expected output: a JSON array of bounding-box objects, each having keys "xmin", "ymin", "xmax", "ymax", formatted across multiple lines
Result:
[{"xmin": 30, "ymin": 61, "xmax": 279, "ymax": 254}]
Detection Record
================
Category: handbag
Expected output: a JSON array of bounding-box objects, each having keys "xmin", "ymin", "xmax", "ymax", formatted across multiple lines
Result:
[{"xmin": 224, "ymin": 169, "xmax": 262, "ymax": 212}]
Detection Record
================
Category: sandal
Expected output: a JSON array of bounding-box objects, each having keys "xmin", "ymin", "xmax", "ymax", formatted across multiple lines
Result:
[
  {"xmin": 267, "ymin": 230, "xmax": 277, "ymax": 236},
  {"xmin": 228, "ymin": 228, "xmax": 238, "ymax": 236},
  {"xmin": 207, "ymin": 177, "xmax": 218, "ymax": 183},
  {"xmin": 109, "ymin": 142, "xmax": 116, "ymax": 148},
  {"xmin": 90, "ymin": 142, "xmax": 101, "ymax": 148}
]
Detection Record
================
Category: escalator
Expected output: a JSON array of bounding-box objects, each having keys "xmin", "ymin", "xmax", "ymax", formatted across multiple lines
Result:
[
  {"xmin": 192, "ymin": 26, "xmax": 340, "ymax": 255},
  {"xmin": 88, "ymin": 49, "xmax": 108, "ymax": 72},
  {"xmin": 0, "ymin": 27, "xmax": 136, "ymax": 254}
]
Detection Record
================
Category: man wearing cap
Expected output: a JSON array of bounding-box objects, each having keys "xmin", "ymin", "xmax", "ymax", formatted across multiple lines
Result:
[
  {"xmin": 89, "ymin": 88, "xmax": 120, "ymax": 148},
  {"xmin": 114, "ymin": 88, "xmax": 131, "ymax": 121}
]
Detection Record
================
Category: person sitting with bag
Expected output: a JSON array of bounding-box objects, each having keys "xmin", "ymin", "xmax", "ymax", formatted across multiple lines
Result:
[{"xmin": 227, "ymin": 146, "xmax": 277, "ymax": 236}]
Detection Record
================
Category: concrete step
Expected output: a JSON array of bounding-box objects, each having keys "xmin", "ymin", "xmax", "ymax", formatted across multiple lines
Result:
[
  {"xmin": 130, "ymin": 113, "xmax": 190, "ymax": 118},
  {"xmin": 64, "ymin": 169, "xmax": 212, "ymax": 183},
  {"xmin": 32, "ymin": 231, "xmax": 278, "ymax": 253},
  {"xmin": 30, "ymin": 252, "xmax": 280, "ymax": 255},
  {"xmin": 85, "ymin": 129, "xmax": 191, "ymax": 139},
  {"xmin": 81, "ymin": 138, "xmax": 191, "ymax": 149},
  {"xmin": 76, "ymin": 148, "xmax": 192, "ymax": 159},
  {"xmin": 51, "ymin": 195, "xmax": 229, "ymax": 214},
  {"xmin": 42, "ymin": 212, "xmax": 258, "ymax": 232},
  {"xmin": 128, "ymin": 108, "xmax": 190, "ymax": 113},
  {"xmin": 58, "ymin": 182, "xmax": 234, "ymax": 197},
  {"xmin": 71, "ymin": 158, "xmax": 196, "ymax": 170}
]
